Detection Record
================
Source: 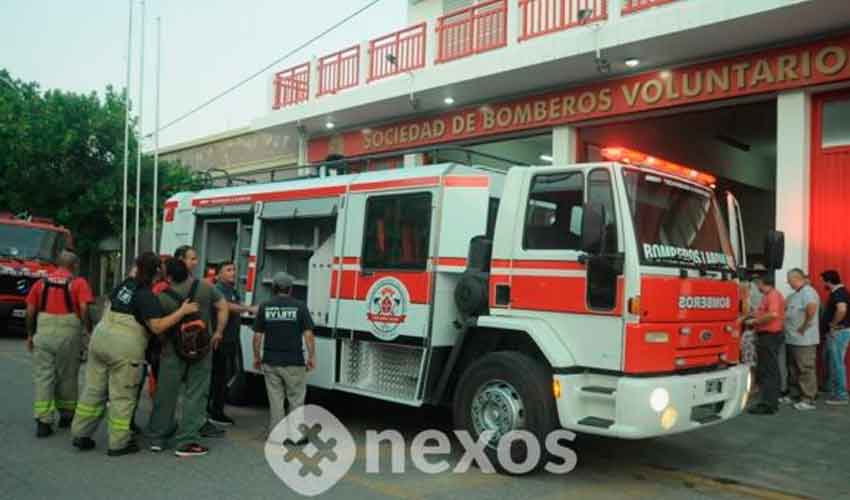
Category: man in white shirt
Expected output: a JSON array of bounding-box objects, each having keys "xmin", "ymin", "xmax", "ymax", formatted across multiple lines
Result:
[{"xmin": 783, "ymin": 269, "xmax": 820, "ymax": 410}]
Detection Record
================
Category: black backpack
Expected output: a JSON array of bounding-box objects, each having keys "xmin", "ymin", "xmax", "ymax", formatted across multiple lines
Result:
[
  {"xmin": 37, "ymin": 277, "xmax": 74, "ymax": 318},
  {"xmin": 162, "ymin": 280, "xmax": 210, "ymax": 361}
]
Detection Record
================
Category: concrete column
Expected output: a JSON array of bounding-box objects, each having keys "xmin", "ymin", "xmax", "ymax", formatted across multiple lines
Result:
[
  {"xmin": 607, "ymin": 0, "xmax": 622, "ymax": 23},
  {"xmin": 297, "ymin": 126, "xmax": 309, "ymax": 166},
  {"xmin": 552, "ymin": 125, "xmax": 578, "ymax": 165},
  {"xmin": 775, "ymin": 90, "xmax": 811, "ymax": 294},
  {"xmin": 267, "ymin": 71, "xmax": 277, "ymax": 111}
]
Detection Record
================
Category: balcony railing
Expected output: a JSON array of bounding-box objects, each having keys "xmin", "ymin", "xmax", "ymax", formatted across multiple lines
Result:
[
  {"xmin": 317, "ymin": 45, "xmax": 360, "ymax": 96},
  {"xmin": 368, "ymin": 23, "xmax": 427, "ymax": 82},
  {"xmin": 272, "ymin": 63, "xmax": 310, "ymax": 109},
  {"xmin": 519, "ymin": 0, "xmax": 608, "ymax": 41},
  {"xmin": 436, "ymin": 0, "xmax": 508, "ymax": 64},
  {"xmin": 622, "ymin": 0, "xmax": 678, "ymax": 15},
  {"xmin": 270, "ymin": 0, "xmax": 687, "ymax": 110}
]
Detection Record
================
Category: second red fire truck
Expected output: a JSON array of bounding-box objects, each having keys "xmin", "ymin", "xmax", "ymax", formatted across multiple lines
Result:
[{"xmin": 0, "ymin": 213, "xmax": 74, "ymax": 333}]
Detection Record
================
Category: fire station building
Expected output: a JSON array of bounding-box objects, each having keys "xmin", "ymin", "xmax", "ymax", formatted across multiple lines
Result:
[{"xmin": 174, "ymin": 0, "xmax": 850, "ymax": 294}]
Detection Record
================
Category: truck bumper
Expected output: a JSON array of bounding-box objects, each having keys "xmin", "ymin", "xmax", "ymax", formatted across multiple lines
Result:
[
  {"xmin": 0, "ymin": 301, "xmax": 27, "ymax": 331},
  {"xmin": 554, "ymin": 364, "xmax": 750, "ymax": 439}
]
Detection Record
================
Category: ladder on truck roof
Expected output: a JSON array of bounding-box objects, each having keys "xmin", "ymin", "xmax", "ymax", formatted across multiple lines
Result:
[{"xmin": 191, "ymin": 145, "xmax": 529, "ymax": 190}]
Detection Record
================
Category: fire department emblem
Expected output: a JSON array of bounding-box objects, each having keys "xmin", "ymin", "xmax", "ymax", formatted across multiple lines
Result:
[{"xmin": 366, "ymin": 278, "xmax": 409, "ymax": 341}]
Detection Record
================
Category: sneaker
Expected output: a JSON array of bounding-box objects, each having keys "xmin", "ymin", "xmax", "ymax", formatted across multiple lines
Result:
[
  {"xmin": 107, "ymin": 441, "xmax": 140, "ymax": 457},
  {"xmin": 825, "ymin": 398, "xmax": 849, "ymax": 406},
  {"xmin": 72, "ymin": 437, "xmax": 96, "ymax": 451},
  {"xmin": 200, "ymin": 421, "xmax": 226, "ymax": 438},
  {"xmin": 36, "ymin": 421, "xmax": 54, "ymax": 438},
  {"xmin": 208, "ymin": 413, "xmax": 235, "ymax": 426},
  {"xmin": 175, "ymin": 443, "xmax": 209, "ymax": 457},
  {"xmin": 793, "ymin": 401, "xmax": 816, "ymax": 411},
  {"xmin": 778, "ymin": 396, "xmax": 794, "ymax": 405}
]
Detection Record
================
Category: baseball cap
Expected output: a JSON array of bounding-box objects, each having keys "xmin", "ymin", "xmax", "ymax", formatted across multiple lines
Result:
[{"xmin": 272, "ymin": 272, "xmax": 294, "ymax": 289}]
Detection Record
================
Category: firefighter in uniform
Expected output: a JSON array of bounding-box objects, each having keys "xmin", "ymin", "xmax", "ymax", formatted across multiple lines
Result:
[
  {"xmin": 25, "ymin": 250, "xmax": 93, "ymax": 438},
  {"xmin": 70, "ymin": 252, "xmax": 199, "ymax": 456}
]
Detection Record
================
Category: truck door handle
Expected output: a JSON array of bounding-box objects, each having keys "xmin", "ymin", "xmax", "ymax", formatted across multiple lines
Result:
[{"xmin": 360, "ymin": 271, "xmax": 374, "ymax": 277}]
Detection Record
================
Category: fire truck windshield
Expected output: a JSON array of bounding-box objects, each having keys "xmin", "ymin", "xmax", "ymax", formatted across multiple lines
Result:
[
  {"xmin": 0, "ymin": 223, "xmax": 61, "ymax": 262},
  {"xmin": 622, "ymin": 168, "xmax": 734, "ymax": 270}
]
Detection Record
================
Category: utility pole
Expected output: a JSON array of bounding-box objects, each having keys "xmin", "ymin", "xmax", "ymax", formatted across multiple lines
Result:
[
  {"xmin": 121, "ymin": 0, "xmax": 134, "ymax": 276},
  {"xmin": 134, "ymin": 0, "xmax": 146, "ymax": 257},
  {"xmin": 152, "ymin": 16, "xmax": 162, "ymax": 253}
]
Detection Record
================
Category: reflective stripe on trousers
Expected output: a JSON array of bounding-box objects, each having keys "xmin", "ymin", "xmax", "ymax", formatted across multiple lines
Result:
[
  {"xmin": 71, "ymin": 311, "xmax": 147, "ymax": 451},
  {"xmin": 32, "ymin": 313, "xmax": 83, "ymax": 422}
]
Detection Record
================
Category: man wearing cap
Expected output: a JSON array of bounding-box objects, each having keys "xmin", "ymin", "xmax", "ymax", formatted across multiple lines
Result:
[{"xmin": 252, "ymin": 272, "xmax": 315, "ymax": 443}]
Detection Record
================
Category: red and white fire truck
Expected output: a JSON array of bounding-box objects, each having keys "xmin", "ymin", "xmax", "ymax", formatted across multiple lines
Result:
[
  {"xmin": 0, "ymin": 213, "xmax": 74, "ymax": 332},
  {"xmin": 160, "ymin": 147, "xmax": 783, "ymax": 465}
]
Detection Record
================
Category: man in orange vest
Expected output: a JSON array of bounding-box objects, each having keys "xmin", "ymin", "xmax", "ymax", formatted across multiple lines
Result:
[{"xmin": 25, "ymin": 250, "xmax": 94, "ymax": 437}]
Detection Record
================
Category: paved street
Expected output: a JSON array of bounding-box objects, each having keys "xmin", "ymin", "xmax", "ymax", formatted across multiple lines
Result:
[{"xmin": 1, "ymin": 336, "xmax": 847, "ymax": 500}]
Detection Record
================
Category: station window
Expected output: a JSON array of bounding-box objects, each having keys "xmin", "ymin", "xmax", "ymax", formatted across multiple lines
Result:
[
  {"xmin": 823, "ymin": 97, "xmax": 850, "ymax": 148},
  {"xmin": 363, "ymin": 193, "xmax": 432, "ymax": 270},
  {"xmin": 523, "ymin": 172, "xmax": 584, "ymax": 250}
]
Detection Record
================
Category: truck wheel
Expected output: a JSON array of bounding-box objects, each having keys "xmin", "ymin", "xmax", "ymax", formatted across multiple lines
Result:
[{"xmin": 453, "ymin": 351, "xmax": 557, "ymax": 475}]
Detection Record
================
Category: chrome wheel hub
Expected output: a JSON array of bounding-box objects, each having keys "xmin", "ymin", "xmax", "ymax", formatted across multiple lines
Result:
[{"xmin": 470, "ymin": 380, "xmax": 525, "ymax": 447}]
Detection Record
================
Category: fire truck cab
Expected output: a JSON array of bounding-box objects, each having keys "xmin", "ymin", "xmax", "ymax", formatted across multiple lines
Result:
[{"xmin": 161, "ymin": 150, "xmax": 782, "ymax": 465}]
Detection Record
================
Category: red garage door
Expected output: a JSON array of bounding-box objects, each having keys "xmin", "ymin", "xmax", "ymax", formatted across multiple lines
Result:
[{"xmin": 810, "ymin": 89, "xmax": 850, "ymax": 389}]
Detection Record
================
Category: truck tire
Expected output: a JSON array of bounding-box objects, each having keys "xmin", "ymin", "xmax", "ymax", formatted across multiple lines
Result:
[{"xmin": 453, "ymin": 351, "xmax": 557, "ymax": 475}]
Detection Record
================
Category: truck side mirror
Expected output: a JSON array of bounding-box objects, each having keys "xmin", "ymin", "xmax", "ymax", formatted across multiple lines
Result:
[
  {"xmin": 764, "ymin": 230, "xmax": 785, "ymax": 270},
  {"xmin": 581, "ymin": 202, "xmax": 605, "ymax": 254}
]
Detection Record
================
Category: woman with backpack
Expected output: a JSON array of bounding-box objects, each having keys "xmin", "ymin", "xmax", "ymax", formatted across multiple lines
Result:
[{"xmin": 71, "ymin": 252, "xmax": 199, "ymax": 456}]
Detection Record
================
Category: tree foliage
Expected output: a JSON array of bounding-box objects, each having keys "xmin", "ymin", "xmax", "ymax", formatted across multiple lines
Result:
[{"xmin": 0, "ymin": 68, "xmax": 203, "ymax": 255}]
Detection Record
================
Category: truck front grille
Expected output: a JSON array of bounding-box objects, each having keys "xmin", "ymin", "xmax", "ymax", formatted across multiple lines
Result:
[{"xmin": 0, "ymin": 275, "xmax": 37, "ymax": 296}]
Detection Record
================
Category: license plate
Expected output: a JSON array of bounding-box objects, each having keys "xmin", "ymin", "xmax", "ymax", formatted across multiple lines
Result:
[
  {"xmin": 11, "ymin": 309, "xmax": 26, "ymax": 318},
  {"xmin": 705, "ymin": 378, "xmax": 723, "ymax": 395}
]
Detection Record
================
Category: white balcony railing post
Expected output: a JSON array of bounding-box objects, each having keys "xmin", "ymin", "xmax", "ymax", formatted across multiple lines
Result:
[
  {"xmin": 309, "ymin": 55, "xmax": 319, "ymax": 99},
  {"xmin": 507, "ymin": 0, "xmax": 521, "ymax": 45},
  {"xmin": 426, "ymin": 21, "xmax": 438, "ymax": 67},
  {"xmin": 359, "ymin": 41, "xmax": 370, "ymax": 88},
  {"xmin": 608, "ymin": 0, "xmax": 622, "ymax": 22}
]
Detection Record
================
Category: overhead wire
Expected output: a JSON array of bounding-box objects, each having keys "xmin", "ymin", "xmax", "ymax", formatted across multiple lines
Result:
[{"xmin": 145, "ymin": 0, "xmax": 384, "ymax": 137}]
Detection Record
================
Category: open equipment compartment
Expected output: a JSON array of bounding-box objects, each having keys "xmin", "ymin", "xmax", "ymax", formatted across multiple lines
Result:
[
  {"xmin": 193, "ymin": 203, "xmax": 255, "ymax": 297},
  {"xmin": 255, "ymin": 198, "xmax": 338, "ymax": 305}
]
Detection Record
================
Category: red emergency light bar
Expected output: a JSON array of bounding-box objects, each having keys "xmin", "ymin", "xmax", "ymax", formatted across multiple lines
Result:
[{"xmin": 600, "ymin": 147, "xmax": 717, "ymax": 187}]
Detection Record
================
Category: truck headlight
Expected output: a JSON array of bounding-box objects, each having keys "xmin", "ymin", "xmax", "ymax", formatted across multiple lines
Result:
[{"xmin": 650, "ymin": 388, "xmax": 670, "ymax": 413}]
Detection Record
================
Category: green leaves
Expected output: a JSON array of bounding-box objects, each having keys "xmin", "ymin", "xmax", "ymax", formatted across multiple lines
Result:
[{"xmin": 0, "ymin": 68, "xmax": 197, "ymax": 255}]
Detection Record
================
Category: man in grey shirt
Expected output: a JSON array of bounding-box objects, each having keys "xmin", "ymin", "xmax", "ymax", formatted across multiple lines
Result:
[{"xmin": 784, "ymin": 268, "xmax": 820, "ymax": 410}]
